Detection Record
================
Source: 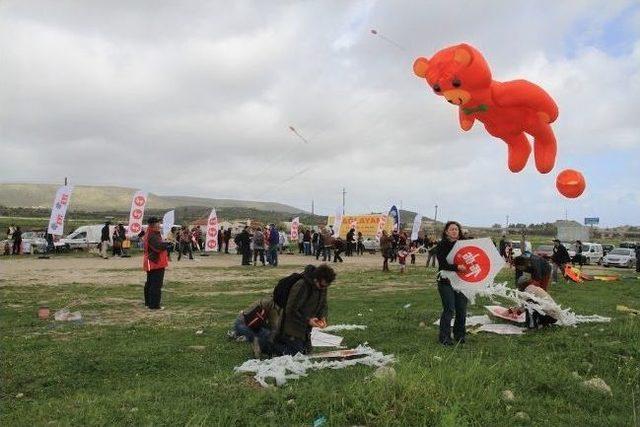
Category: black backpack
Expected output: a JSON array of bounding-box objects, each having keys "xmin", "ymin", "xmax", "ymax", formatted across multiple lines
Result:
[{"xmin": 273, "ymin": 265, "xmax": 316, "ymax": 309}]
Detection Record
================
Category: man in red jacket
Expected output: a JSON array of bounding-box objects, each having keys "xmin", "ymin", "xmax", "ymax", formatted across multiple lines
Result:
[{"xmin": 144, "ymin": 216, "xmax": 169, "ymax": 310}]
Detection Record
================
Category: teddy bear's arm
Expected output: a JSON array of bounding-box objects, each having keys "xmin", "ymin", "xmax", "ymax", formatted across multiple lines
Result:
[
  {"xmin": 458, "ymin": 108, "xmax": 474, "ymax": 131},
  {"xmin": 492, "ymin": 80, "xmax": 558, "ymax": 123}
]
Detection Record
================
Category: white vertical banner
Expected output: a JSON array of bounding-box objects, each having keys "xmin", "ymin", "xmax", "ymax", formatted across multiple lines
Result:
[
  {"xmin": 47, "ymin": 185, "xmax": 74, "ymax": 236},
  {"xmin": 349, "ymin": 218, "xmax": 358, "ymax": 233},
  {"xmin": 333, "ymin": 206, "xmax": 343, "ymax": 237},
  {"xmin": 375, "ymin": 214, "xmax": 387, "ymax": 241},
  {"xmin": 290, "ymin": 217, "xmax": 300, "ymax": 241},
  {"xmin": 162, "ymin": 210, "xmax": 175, "ymax": 238},
  {"xmin": 127, "ymin": 191, "xmax": 148, "ymax": 236},
  {"xmin": 411, "ymin": 214, "xmax": 422, "ymax": 241},
  {"xmin": 204, "ymin": 208, "xmax": 219, "ymax": 252}
]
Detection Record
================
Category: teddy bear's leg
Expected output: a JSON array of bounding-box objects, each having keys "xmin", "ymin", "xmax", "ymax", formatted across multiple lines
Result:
[
  {"xmin": 528, "ymin": 121, "xmax": 557, "ymax": 174},
  {"xmin": 500, "ymin": 133, "xmax": 531, "ymax": 173}
]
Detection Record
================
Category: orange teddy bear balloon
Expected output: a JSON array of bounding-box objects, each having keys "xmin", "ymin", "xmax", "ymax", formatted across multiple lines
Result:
[{"xmin": 414, "ymin": 43, "xmax": 558, "ymax": 174}]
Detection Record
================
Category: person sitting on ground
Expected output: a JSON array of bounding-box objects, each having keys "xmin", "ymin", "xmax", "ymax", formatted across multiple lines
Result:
[
  {"xmin": 229, "ymin": 295, "xmax": 280, "ymax": 358},
  {"xmin": 274, "ymin": 264, "xmax": 336, "ymax": 356}
]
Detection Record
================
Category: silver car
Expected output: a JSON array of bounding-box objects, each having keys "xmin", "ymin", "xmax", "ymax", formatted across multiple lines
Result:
[
  {"xmin": 21, "ymin": 232, "xmax": 48, "ymax": 253},
  {"xmin": 602, "ymin": 248, "xmax": 636, "ymax": 268}
]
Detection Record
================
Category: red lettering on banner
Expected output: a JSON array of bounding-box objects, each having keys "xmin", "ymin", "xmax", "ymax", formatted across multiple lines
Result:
[
  {"xmin": 134, "ymin": 195, "xmax": 146, "ymax": 206},
  {"xmin": 208, "ymin": 218, "xmax": 217, "ymax": 226},
  {"xmin": 56, "ymin": 214, "xmax": 64, "ymax": 225},
  {"xmin": 207, "ymin": 240, "xmax": 216, "ymax": 249},
  {"xmin": 453, "ymin": 246, "xmax": 491, "ymax": 283},
  {"xmin": 130, "ymin": 223, "xmax": 141, "ymax": 233},
  {"xmin": 60, "ymin": 194, "xmax": 69, "ymax": 205},
  {"xmin": 132, "ymin": 209, "xmax": 143, "ymax": 220}
]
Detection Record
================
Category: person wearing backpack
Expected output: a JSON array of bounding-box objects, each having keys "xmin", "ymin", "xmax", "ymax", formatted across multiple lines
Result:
[
  {"xmin": 273, "ymin": 264, "xmax": 336, "ymax": 356},
  {"xmin": 252, "ymin": 227, "xmax": 266, "ymax": 266}
]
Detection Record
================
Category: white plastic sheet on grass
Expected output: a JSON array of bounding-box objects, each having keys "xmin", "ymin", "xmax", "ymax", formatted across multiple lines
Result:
[
  {"xmin": 310, "ymin": 329, "xmax": 343, "ymax": 347},
  {"xmin": 234, "ymin": 344, "xmax": 395, "ymax": 387},
  {"xmin": 458, "ymin": 282, "xmax": 611, "ymax": 327},
  {"xmin": 476, "ymin": 324, "xmax": 526, "ymax": 335}
]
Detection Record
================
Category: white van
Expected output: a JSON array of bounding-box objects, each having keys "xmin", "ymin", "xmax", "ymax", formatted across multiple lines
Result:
[
  {"xmin": 577, "ymin": 242, "xmax": 603, "ymax": 265},
  {"xmin": 510, "ymin": 240, "xmax": 532, "ymax": 257},
  {"xmin": 55, "ymin": 225, "xmax": 111, "ymax": 250}
]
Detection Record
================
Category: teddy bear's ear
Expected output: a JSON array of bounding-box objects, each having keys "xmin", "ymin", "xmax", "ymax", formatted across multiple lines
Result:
[
  {"xmin": 453, "ymin": 44, "xmax": 473, "ymax": 67},
  {"xmin": 413, "ymin": 57, "xmax": 430, "ymax": 78}
]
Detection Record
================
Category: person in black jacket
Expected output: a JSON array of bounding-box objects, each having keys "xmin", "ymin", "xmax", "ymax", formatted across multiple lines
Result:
[
  {"xmin": 223, "ymin": 228, "xmax": 232, "ymax": 253},
  {"xmin": 12, "ymin": 226, "xmax": 22, "ymax": 255},
  {"xmin": 436, "ymin": 221, "xmax": 469, "ymax": 346},
  {"xmin": 551, "ymin": 239, "xmax": 571, "ymax": 283},
  {"xmin": 237, "ymin": 226, "xmax": 252, "ymax": 266},
  {"xmin": 100, "ymin": 221, "xmax": 111, "ymax": 259}
]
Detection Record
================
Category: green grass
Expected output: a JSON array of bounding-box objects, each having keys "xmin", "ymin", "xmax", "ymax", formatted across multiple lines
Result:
[{"xmin": 1, "ymin": 262, "xmax": 639, "ymax": 426}]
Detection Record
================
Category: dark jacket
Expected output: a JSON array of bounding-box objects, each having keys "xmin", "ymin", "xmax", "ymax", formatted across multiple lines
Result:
[
  {"xmin": 281, "ymin": 278, "xmax": 328, "ymax": 340},
  {"xmin": 237, "ymin": 230, "xmax": 251, "ymax": 251},
  {"xmin": 552, "ymin": 244, "xmax": 571, "ymax": 265},
  {"xmin": 101, "ymin": 224, "xmax": 110, "ymax": 242},
  {"xmin": 268, "ymin": 228, "xmax": 279, "ymax": 246},
  {"xmin": 436, "ymin": 238, "xmax": 459, "ymax": 283}
]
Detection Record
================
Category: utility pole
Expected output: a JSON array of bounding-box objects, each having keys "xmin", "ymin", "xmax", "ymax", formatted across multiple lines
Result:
[
  {"xmin": 311, "ymin": 200, "xmax": 314, "ymax": 215},
  {"xmin": 434, "ymin": 204, "xmax": 438, "ymax": 224},
  {"xmin": 506, "ymin": 214, "xmax": 509, "ymax": 230},
  {"xmin": 64, "ymin": 177, "xmax": 68, "ymax": 186},
  {"xmin": 342, "ymin": 187, "xmax": 346, "ymax": 215}
]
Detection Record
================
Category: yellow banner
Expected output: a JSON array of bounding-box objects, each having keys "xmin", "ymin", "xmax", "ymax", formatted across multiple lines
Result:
[{"xmin": 326, "ymin": 214, "xmax": 393, "ymax": 238}]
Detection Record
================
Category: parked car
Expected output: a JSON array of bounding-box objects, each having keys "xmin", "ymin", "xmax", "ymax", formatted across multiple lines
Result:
[
  {"xmin": 577, "ymin": 242, "xmax": 603, "ymax": 265},
  {"xmin": 21, "ymin": 231, "xmax": 48, "ymax": 254},
  {"xmin": 362, "ymin": 238, "xmax": 380, "ymax": 254},
  {"xmin": 533, "ymin": 244, "xmax": 554, "ymax": 259},
  {"xmin": 510, "ymin": 241, "xmax": 532, "ymax": 257},
  {"xmin": 561, "ymin": 242, "xmax": 577, "ymax": 258},
  {"xmin": 55, "ymin": 224, "xmax": 113, "ymax": 251},
  {"xmin": 619, "ymin": 241, "xmax": 638, "ymax": 249},
  {"xmin": 601, "ymin": 248, "xmax": 637, "ymax": 268}
]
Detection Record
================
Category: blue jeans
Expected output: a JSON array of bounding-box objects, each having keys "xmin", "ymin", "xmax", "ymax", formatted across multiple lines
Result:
[
  {"xmin": 268, "ymin": 245, "xmax": 278, "ymax": 266},
  {"xmin": 303, "ymin": 242, "xmax": 311, "ymax": 255},
  {"xmin": 437, "ymin": 281, "xmax": 468, "ymax": 342},
  {"xmin": 234, "ymin": 317, "xmax": 272, "ymax": 349}
]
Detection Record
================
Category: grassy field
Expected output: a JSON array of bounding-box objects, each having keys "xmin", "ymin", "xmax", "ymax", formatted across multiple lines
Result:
[{"xmin": 1, "ymin": 255, "xmax": 639, "ymax": 426}]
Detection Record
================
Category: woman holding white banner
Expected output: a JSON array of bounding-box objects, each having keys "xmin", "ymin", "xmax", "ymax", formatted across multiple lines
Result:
[{"xmin": 436, "ymin": 221, "xmax": 469, "ymax": 346}]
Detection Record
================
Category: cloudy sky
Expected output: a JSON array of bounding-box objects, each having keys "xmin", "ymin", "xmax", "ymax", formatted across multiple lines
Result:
[{"xmin": 1, "ymin": 0, "xmax": 639, "ymax": 227}]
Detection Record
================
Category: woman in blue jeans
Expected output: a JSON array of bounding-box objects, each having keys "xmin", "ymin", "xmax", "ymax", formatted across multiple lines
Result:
[{"xmin": 436, "ymin": 221, "xmax": 469, "ymax": 346}]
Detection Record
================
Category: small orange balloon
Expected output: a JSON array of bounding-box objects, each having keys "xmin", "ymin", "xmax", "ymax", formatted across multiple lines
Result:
[{"xmin": 556, "ymin": 169, "xmax": 586, "ymax": 198}]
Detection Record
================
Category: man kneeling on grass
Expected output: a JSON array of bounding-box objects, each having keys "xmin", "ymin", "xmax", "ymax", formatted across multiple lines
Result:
[{"xmin": 230, "ymin": 264, "xmax": 336, "ymax": 357}]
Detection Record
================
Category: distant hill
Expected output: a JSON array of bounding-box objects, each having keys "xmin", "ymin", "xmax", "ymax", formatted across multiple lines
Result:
[{"xmin": 0, "ymin": 183, "xmax": 306, "ymax": 214}]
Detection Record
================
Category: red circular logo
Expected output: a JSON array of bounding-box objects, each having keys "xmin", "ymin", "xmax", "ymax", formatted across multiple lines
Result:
[
  {"xmin": 132, "ymin": 209, "xmax": 143, "ymax": 220},
  {"xmin": 130, "ymin": 223, "xmax": 141, "ymax": 233},
  {"xmin": 207, "ymin": 240, "xmax": 216, "ymax": 249},
  {"xmin": 207, "ymin": 229, "xmax": 216, "ymax": 237},
  {"xmin": 208, "ymin": 218, "xmax": 217, "ymax": 226},
  {"xmin": 134, "ymin": 196, "xmax": 146, "ymax": 206},
  {"xmin": 453, "ymin": 245, "xmax": 491, "ymax": 283}
]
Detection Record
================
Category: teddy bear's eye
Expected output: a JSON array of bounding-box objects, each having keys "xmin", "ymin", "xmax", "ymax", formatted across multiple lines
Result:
[
  {"xmin": 433, "ymin": 84, "xmax": 441, "ymax": 93},
  {"xmin": 452, "ymin": 78, "xmax": 461, "ymax": 88}
]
